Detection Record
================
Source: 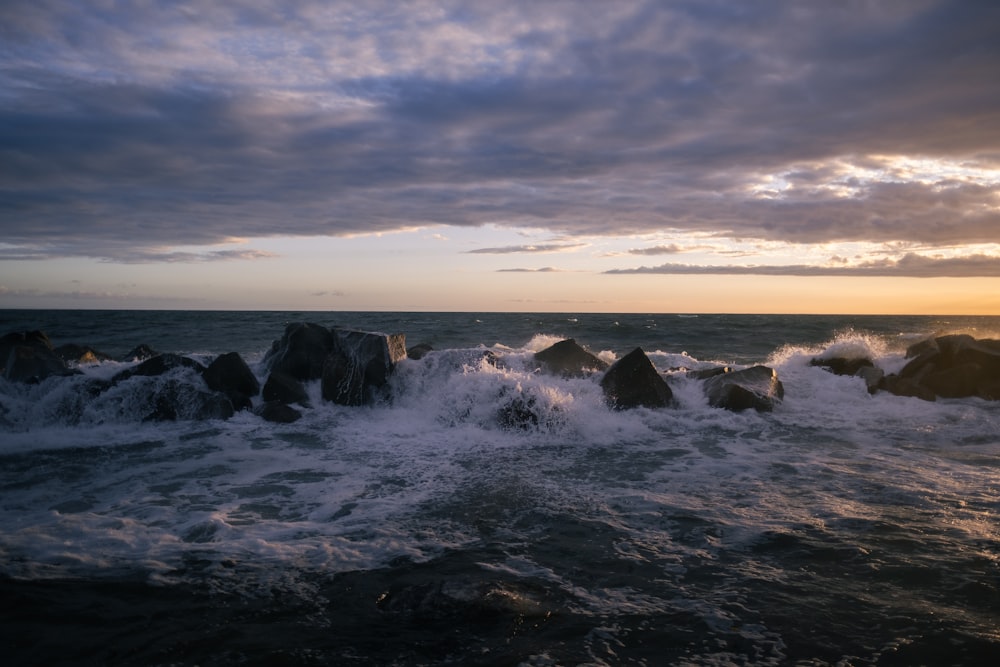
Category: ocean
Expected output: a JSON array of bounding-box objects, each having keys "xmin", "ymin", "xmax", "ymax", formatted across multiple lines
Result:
[{"xmin": 1, "ymin": 310, "xmax": 998, "ymax": 666}]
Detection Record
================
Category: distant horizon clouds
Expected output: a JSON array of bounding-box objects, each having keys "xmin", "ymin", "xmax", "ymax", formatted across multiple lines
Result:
[{"xmin": 1, "ymin": 0, "xmax": 999, "ymax": 311}]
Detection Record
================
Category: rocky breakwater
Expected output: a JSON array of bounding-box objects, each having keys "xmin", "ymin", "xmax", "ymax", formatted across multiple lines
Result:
[
  {"xmin": 259, "ymin": 323, "xmax": 407, "ymax": 422},
  {"xmin": 811, "ymin": 333, "xmax": 1000, "ymax": 402}
]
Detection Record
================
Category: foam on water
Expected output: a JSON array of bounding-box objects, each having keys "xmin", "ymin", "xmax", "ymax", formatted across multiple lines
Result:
[{"xmin": 2, "ymin": 317, "xmax": 1000, "ymax": 663}]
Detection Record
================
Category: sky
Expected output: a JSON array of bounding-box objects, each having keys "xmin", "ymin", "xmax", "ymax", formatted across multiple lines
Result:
[{"xmin": 1, "ymin": 0, "xmax": 999, "ymax": 314}]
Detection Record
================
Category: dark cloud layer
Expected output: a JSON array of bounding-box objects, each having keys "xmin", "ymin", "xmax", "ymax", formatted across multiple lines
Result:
[
  {"xmin": 1, "ymin": 0, "xmax": 998, "ymax": 262},
  {"xmin": 607, "ymin": 253, "xmax": 1000, "ymax": 278}
]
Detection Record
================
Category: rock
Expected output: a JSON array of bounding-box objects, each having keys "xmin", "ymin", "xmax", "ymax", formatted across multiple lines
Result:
[
  {"xmin": 880, "ymin": 374, "xmax": 936, "ymax": 401},
  {"xmin": 703, "ymin": 365, "xmax": 784, "ymax": 412},
  {"xmin": 888, "ymin": 334, "xmax": 1000, "ymax": 400},
  {"xmin": 321, "ymin": 329, "xmax": 407, "ymax": 406},
  {"xmin": 810, "ymin": 356, "xmax": 875, "ymax": 376},
  {"xmin": 121, "ymin": 344, "xmax": 158, "ymax": 362},
  {"xmin": 534, "ymin": 338, "xmax": 608, "ymax": 377},
  {"xmin": 686, "ymin": 366, "xmax": 731, "ymax": 380},
  {"xmin": 905, "ymin": 337, "xmax": 939, "ymax": 359},
  {"xmin": 262, "ymin": 370, "xmax": 311, "ymax": 407},
  {"xmin": 263, "ymin": 322, "xmax": 336, "ymax": 381},
  {"xmin": 920, "ymin": 362, "xmax": 984, "ymax": 399},
  {"xmin": 1, "ymin": 331, "xmax": 74, "ymax": 383},
  {"xmin": 112, "ymin": 353, "xmax": 206, "ymax": 384},
  {"xmin": 600, "ymin": 347, "xmax": 673, "ymax": 410},
  {"xmin": 322, "ymin": 352, "xmax": 365, "ymax": 406},
  {"xmin": 142, "ymin": 383, "xmax": 235, "ymax": 422},
  {"xmin": 407, "ymin": 343, "xmax": 434, "ymax": 360},
  {"xmin": 202, "ymin": 352, "xmax": 260, "ymax": 411},
  {"xmin": 856, "ymin": 366, "xmax": 884, "ymax": 394},
  {"xmin": 255, "ymin": 401, "xmax": 302, "ymax": 424},
  {"xmin": 54, "ymin": 343, "xmax": 111, "ymax": 364}
]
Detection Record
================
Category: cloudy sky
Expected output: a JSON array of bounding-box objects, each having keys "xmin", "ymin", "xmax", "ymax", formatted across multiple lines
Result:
[{"xmin": 2, "ymin": 0, "xmax": 999, "ymax": 313}]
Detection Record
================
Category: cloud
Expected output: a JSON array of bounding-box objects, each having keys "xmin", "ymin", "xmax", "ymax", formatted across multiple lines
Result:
[
  {"xmin": 627, "ymin": 244, "xmax": 683, "ymax": 256},
  {"xmin": 0, "ymin": 243, "xmax": 277, "ymax": 263},
  {"xmin": 467, "ymin": 243, "xmax": 585, "ymax": 254},
  {"xmin": 496, "ymin": 266, "xmax": 565, "ymax": 273},
  {"xmin": 606, "ymin": 253, "xmax": 1000, "ymax": 278},
  {"xmin": 1, "ymin": 1, "xmax": 999, "ymax": 260}
]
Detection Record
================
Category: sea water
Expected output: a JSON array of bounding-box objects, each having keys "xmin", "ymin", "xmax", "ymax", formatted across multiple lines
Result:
[{"xmin": 1, "ymin": 311, "xmax": 998, "ymax": 665}]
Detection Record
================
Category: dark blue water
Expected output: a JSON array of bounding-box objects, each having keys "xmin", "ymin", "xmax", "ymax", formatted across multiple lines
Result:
[{"xmin": 1, "ymin": 310, "xmax": 999, "ymax": 665}]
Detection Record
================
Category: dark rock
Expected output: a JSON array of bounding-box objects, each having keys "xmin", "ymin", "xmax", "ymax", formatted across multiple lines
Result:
[
  {"xmin": 600, "ymin": 347, "xmax": 673, "ymax": 410},
  {"xmin": 905, "ymin": 337, "xmax": 939, "ymax": 359},
  {"xmin": 335, "ymin": 329, "xmax": 408, "ymax": 389},
  {"xmin": 263, "ymin": 322, "xmax": 336, "ymax": 381},
  {"xmin": 856, "ymin": 366, "xmax": 884, "ymax": 394},
  {"xmin": 262, "ymin": 370, "xmax": 311, "ymax": 407},
  {"xmin": 321, "ymin": 329, "xmax": 407, "ymax": 406},
  {"xmin": 322, "ymin": 352, "xmax": 365, "ymax": 406},
  {"xmin": 686, "ymin": 366, "xmax": 731, "ymax": 380},
  {"xmin": 112, "ymin": 353, "xmax": 206, "ymax": 384},
  {"xmin": 898, "ymin": 349, "xmax": 938, "ymax": 382},
  {"xmin": 54, "ymin": 343, "xmax": 111, "ymax": 364},
  {"xmin": 142, "ymin": 383, "xmax": 235, "ymax": 422},
  {"xmin": 810, "ymin": 356, "xmax": 875, "ymax": 376},
  {"xmin": 202, "ymin": 352, "xmax": 260, "ymax": 411},
  {"xmin": 407, "ymin": 343, "xmax": 434, "ymax": 360},
  {"xmin": 255, "ymin": 401, "xmax": 303, "ymax": 424},
  {"xmin": 921, "ymin": 362, "xmax": 984, "ymax": 399},
  {"xmin": 1, "ymin": 330, "xmax": 74, "ymax": 383},
  {"xmin": 889, "ymin": 334, "xmax": 1000, "ymax": 400},
  {"xmin": 121, "ymin": 344, "xmax": 158, "ymax": 362},
  {"xmin": 938, "ymin": 335, "xmax": 1000, "ymax": 375},
  {"xmin": 703, "ymin": 366, "xmax": 784, "ymax": 412},
  {"xmin": 534, "ymin": 338, "xmax": 608, "ymax": 378},
  {"xmin": 880, "ymin": 374, "xmax": 936, "ymax": 401}
]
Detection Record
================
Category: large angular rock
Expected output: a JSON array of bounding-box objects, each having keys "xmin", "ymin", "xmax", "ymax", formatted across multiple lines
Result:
[
  {"xmin": 600, "ymin": 347, "xmax": 673, "ymax": 410},
  {"xmin": 263, "ymin": 322, "xmax": 336, "ymax": 381},
  {"xmin": 887, "ymin": 334, "xmax": 1000, "ymax": 400},
  {"xmin": 703, "ymin": 365, "xmax": 784, "ymax": 412},
  {"xmin": 534, "ymin": 338, "xmax": 608, "ymax": 377},
  {"xmin": 1, "ymin": 331, "xmax": 75, "ymax": 383},
  {"xmin": 202, "ymin": 352, "xmax": 260, "ymax": 411},
  {"xmin": 321, "ymin": 329, "xmax": 407, "ymax": 406}
]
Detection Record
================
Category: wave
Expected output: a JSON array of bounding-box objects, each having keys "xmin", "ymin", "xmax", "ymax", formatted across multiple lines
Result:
[{"xmin": 2, "ymin": 326, "xmax": 997, "ymax": 444}]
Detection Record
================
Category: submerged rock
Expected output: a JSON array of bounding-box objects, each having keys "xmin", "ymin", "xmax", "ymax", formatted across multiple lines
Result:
[
  {"xmin": 600, "ymin": 347, "xmax": 673, "ymax": 410},
  {"xmin": 407, "ymin": 343, "xmax": 434, "ymax": 360},
  {"xmin": 255, "ymin": 401, "xmax": 303, "ymax": 424},
  {"xmin": 534, "ymin": 338, "xmax": 608, "ymax": 377},
  {"xmin": 111, "ymin": 353, "xmax": 206, "ymax": 384},
  {"xmin": 703, "ymin": 365, "xmax": 784, "ymax": 412},
  {"xmin": 121, "ymin": 344, "xmax": 158, "ymax": 362},
  {"xmin": 142, "ymin": 383, "xmax": 235, "ymax": 422}
]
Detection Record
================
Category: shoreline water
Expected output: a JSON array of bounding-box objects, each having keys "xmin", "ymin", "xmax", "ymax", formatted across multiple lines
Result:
[{"xmin": 2, "ymin": 310, "xmax": 998, "ymax": 665}]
